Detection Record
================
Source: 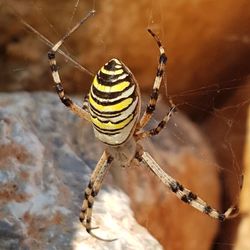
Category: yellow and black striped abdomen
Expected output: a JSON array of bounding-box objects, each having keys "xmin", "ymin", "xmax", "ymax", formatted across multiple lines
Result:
[{"xmin": 88, "ymin": 58, "xmax": 140, "ymax": 145}]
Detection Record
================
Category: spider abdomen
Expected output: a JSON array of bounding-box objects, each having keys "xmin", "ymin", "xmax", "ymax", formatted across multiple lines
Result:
[{"xmin": 88, "ymin": 58, "xmax": 140, "ymax": 146}]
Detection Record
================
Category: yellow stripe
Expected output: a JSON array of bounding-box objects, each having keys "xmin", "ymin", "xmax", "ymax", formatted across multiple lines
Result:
[
  {"xmin": 89, "ymin": 94, "xmax": 133, "ymax": 112},
  {"xmin": 92, "ymin": 76, "xmax": 130, "ymax": 93},
  {"xmin": 100, "ymin": 67, "xmax": 123, "ymax": 75},
  {"xmin": 91, "ymin": 114, "xmax": 134, "ymax": 130}
]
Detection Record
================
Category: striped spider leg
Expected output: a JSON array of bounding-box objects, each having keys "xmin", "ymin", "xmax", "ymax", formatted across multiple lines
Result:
[
  {"xmin": 79, "ymin": 151, "xmax": 116, "ymax": 241},
  {"xmin": 134, "ymin": 30, "xmax": 238, "ymax": 222},
  {"xmin": 48, "ymin": 10, "xmax": 95, "ymax": 122},
  {"xmin": 134, "ymin": 151, "xmax": 237, "ymax": 221},
  {"xmin": 48, "ymin": 9, "xmax": 239, "ymax": 242},
  {"xmin": 136, "ymin": 29, "xmax": 177, "ymax": 140},
  {"xmin": 133, "ymin": 29, "xmax": 238, "ymax": 222},
  {"xmin": 46, "ymin": 10, "xmax": 115, "ymax": 241},
  {"xmin": 138, "ymin": 29, "xmax": 176, "ymax": 128}
]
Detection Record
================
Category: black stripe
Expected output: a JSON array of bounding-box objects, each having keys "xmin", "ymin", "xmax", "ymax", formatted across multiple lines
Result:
[
  {"xmin": 156, "ymin": 40, "xmax": 161, "ymax": 47},
  {"xmin": 158, "ymin": 120, "xmax": 166, "ymax": 129},
  {"xmin": 89, "ymin": 103, "xmax": 119, "ymax": 115},
  {"xmin": 90, "ymin": 89, "xmax": 136, "ymax": 106},
  {"xmin": 90, "ymin": 108, "xmax": 122, "ymax": 118},
  {"xmin": 91, "ymin": 83, "xmax": 134, "ymax": 99},
  {"xmin": 204, "ymin": 205, "xmax": 212, "ymax": 214},
  {"xmin": 146, "ymin": 104, "xmax": 156, "ymax": 114},
  {"xmin": 93, "ymin": 113, "xmax": 134, "ymax": 126},
  {"xmin": 89, "ymin": 96, "xmax": 138, "ymax": 115},
  {"xmin": 48, "ymin": 51, "xmax": 55, "ymax": 59},
  {"xmin": 93, "ymin": 124, "xmax": 122, "ymax": 134},
  {"xmin": 90, "ymin": 99, "xmax": 137, "ymax": 119},
  {"xmin": 60, "ymin": 96, "xmax": 73, "ymax": 107},
  {"xmin": 88, "ymin": 182, "xmax": 93, "ymax": 189},
  {"xmin": 135, "ymin": 151, "xmax": 143, "ymax": 162},
  {"xmin": 159, "ymin": 53, "xmax": 167, "ymax": 64},
  {"xmin": 187, "ymin": 192, "xmax": 197, "ymax": 201},
  {"xmin": 107, "ymin": 155, "xmax": 114, "ymax": 164},
  {"xmin": 103, "ymin": 59, "xmax": 122, "ymax": 71},
  {"xmin": 55, "ymin": 84, "xmax": 73, "ymax": 107},
  {"xmin": 156, "ymin": 68, "xmax": 164, "ymax": 77},
  {"xmin": 149, "ymin": 120, "xmax": 166, "ymax": 136},
  {"xmin": 91, "ymin": 189, "xmax": 97, "ymax": 197},
  {"xmin": 218, "ymin": 214, "xmax": 226, "ymax": 221},
  {"xmin": 56, "ymin": 83, "xmax": 63, "ymax": 92},
  {"xmin": 151, "ymin": 88, "xmax": 159, "ymax": 100},
  {"xmin": 181, "ymin": 195, "xmax": 190, "ymax": 203},
  {"xmin": 169, "ymin": 181, "xmax": 184, "ymax": 193},
  {"xmin": 50, "ymin": 64, "xmax": 58, "ymax": 72},
  {"xmin": 93, "ymin": 115, "xmax": 134, "ymax": 132},
  {"xmin": 97, "ymin": 71, "xmax": 130, "ymax": 86},
  {"xmin": 87, "ymin": 200, "xmax": 93, "ymax": 208}
]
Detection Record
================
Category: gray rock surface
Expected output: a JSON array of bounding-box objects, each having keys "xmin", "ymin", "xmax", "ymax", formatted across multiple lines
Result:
[{"xmin": 0, "ymin": 92, "xmax": 163, "ymax": 250}]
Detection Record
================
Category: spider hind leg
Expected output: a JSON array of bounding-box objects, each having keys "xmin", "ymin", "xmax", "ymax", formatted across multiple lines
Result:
[
  {"xmin": 80, "ymin": 152, "xmax": 117, "ymax": 241},
  {"xmin": 136, "ymin": 150, "xmax": 239, "ymax": 221}
]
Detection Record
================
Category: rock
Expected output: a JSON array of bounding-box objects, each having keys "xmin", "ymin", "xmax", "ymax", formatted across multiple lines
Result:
[
  {"xmin": 0, "ymin": 92, "xmax": 224, "ymax": 249},
  {"xmin": 0, "ymin": 92, "xmax": 163, "ymax": 250}
]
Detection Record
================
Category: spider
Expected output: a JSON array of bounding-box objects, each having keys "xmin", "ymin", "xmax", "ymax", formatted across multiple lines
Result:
[{"xmin": 48, "ymin": 10, "xmax": 238, "ymax": 242}]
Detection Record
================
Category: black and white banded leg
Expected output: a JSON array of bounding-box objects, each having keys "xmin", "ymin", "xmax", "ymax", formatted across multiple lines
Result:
[
  {"xmin": 138, "ymin": 29, "xmax": 168, "ymax": 129},
  {"xmin": 48, "ymin": 11, "xmax": 95, "ymax": 122},
  {"xmin": 135, "ymin": 151, "xmax": 237, "ymax": 221},
  {"xmin": 79, "ymin": 151, "xmax": 116, "ymax": 242}
]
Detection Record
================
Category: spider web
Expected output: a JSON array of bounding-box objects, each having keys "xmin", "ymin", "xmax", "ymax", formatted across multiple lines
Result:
[{"xmin": 2, "ymin": 0, "xmax": 249, "ymax": 249}]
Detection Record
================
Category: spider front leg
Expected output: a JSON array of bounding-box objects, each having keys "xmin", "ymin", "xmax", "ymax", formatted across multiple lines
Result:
[
  {"xmin": 135, "ymin": 151, "xmax": 238, "ymax": 221},
  {"xmin": 48, "ymin": 11, "xmax": 95, "ymax": 122},
  {"xmin": 138, "ymin": 29, "xmax": 168, "ymax": 129},
  {"xmin": 48, "ymin": 51, "xmax": 90, "ymax": 121},
  {"xmin": 80, "ymin": 151, "xmax": 116, "ymax": 242}
]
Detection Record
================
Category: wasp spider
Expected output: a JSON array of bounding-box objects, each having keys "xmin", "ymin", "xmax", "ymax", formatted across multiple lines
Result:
[{"xmin": 48, "ymin": 10, "xmax": 238, "ymax": 242}]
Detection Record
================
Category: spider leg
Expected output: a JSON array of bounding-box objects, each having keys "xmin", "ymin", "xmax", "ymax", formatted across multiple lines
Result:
[
  {"xmin": 138, "ymin": 29, "xmax": 168, "ymax": 129},
  {"xmin": 135, "ymin": 150, "xmax": 239, "ymax": 221},
  {"xmin": 80, "ymin": 151, "xmax": 117, "ymax": 242},
  {"xmin": 48, "ymin": 10, "xmax": 95, "ymax": 122},
  {"xmin": 82, "ymin": 94, "xmax": 89, "ymax": 111},
  {"xmin": 136, "ymin": 105, "xmax": 176, "ymax": 140}
]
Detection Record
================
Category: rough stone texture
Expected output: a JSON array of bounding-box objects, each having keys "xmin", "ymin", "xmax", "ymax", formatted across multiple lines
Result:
[
  {"xmin": 0, "ymin": 92, "xmax": 163, "ymax": 250},
  {"xmin": 0, "ymin": 92, "xmax": 225, "ymax": 249}
]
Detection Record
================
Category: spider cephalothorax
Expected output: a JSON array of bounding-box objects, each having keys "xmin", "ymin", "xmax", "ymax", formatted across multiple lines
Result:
[{"xmin": 48, "ymin": 10, "xmax": 238, "ymax": 242}]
